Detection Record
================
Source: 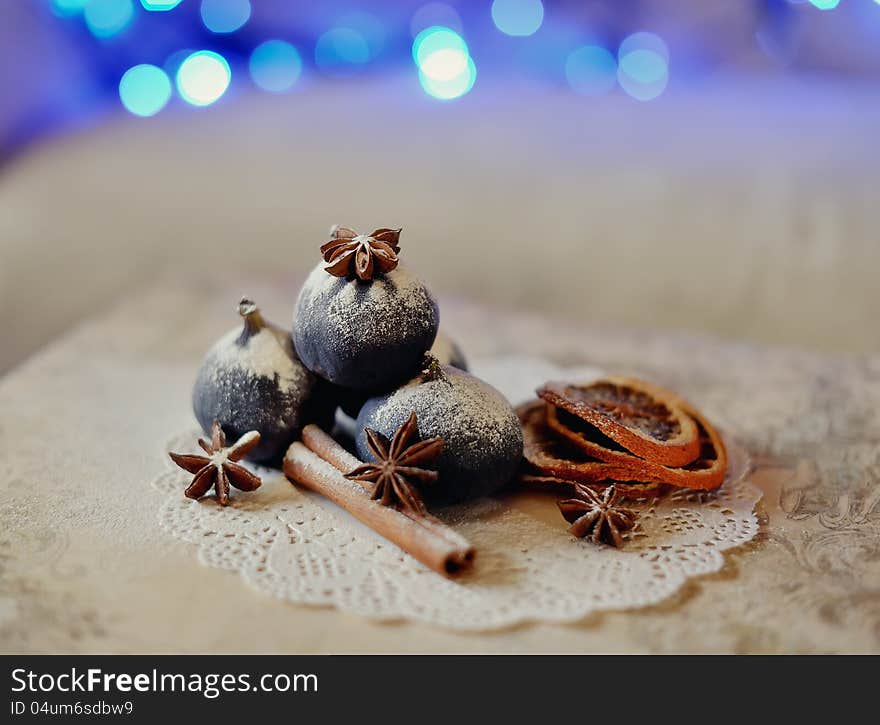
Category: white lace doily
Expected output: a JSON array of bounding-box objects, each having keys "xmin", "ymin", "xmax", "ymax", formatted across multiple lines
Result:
[{"xmin": 152, "ymin": 357, "xmax": 761, "ymax": 630}]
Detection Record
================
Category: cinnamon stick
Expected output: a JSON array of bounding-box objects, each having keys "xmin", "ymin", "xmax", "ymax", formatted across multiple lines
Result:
[
  {"xmin": 283, "ymin": 426, "xmax": 475, "ymax": 577},
  {"xmin": 301, "ymin": 424, "xmax": 362, "ymax": 473}
]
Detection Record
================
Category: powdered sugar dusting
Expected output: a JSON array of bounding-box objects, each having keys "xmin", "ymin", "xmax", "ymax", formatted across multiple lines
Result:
[
  {"xmin": 209, "ymin": 450, "xmax": 230, "ymax": 467},
  {"xmin": 193, "ymin": 323, "xmax": 318, "ymax": 446},
  {"xmin": 207, "ymin": 326, "xmax": 310, "ymax": 397},
  {"xmin": 370, "ymin": 372, "xmax": 515, "ymax": 456},
  {"xmin": 227, "ymin": 430, "xmax": 260, "ymax": 458},
  {"xmin": 324, "ymin": 265, "xmax": 433, "ymax": 343},
  {"xmin": 307, "ymin": 263, "xmax": 435, "ymax": 346}
]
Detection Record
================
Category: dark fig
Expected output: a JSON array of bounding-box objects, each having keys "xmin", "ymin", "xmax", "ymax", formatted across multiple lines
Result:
[
  {"xmin": 293, "ymin": 262, "xmax": 439, "ymax": 391},
  {"xmin": 193, "ymin": 297, "xmax": 329, "ymax": 464},
  {"xmin": 328, "ymin": 330, "xmax": 467, "ymax": 421},
  {"xmin": 355, "ymin": 365, "xmax": 523, "ymax": 504}
]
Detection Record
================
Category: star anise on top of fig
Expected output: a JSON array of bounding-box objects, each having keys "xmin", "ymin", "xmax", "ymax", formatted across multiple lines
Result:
[
  {"xmin": 557, "ymin": 483, "xmax": 637, "ymax": 547},
  {"xmin": 346, "ymin": 412, "xmax": 444, "ymax": 516},
  {"xmin": 320, "ymin": 225, "xmax": 402, "ymax": 281},
  {"xmin": 169, "ymin": 422, "xmax": 263, "ymax": 506}
]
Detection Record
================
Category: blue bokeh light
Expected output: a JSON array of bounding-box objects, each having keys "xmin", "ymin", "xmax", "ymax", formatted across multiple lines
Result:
[
  {"xmin": 83, "ymin": 0, "xmax": 134, "ymax": 38},
  {"xmin": 413, "ymin": 27, "xmax": 475, "ymax": 100},
  {"xmin": 338, "ymin": 12, "xmax": 386, "ymax": 60},
  {"xmin": 410, "ymin": 3, "xmax": 463, "ymax": 37},
  {"xmin": 118, "ymin": 64, "xmax": 172, "ymax": 116},
  {"xmin": 419, "ymin": 46, "xmax": 469, "ymax": 81},
  {"xmin": 809, "ymin": 0, "xmax": 840, "ymax": 8},
  {"xmin": 618, "ymin": 32, "xmax": 669, "ymax": 63},
  {"xmin": 315, "ymin": 27, "xmax": 371, "ymax": 75},
  {"xmin": 419, "ymin": 56, "xmax": 476, "ymax": 100},
  {"xmin": 617, "ymin": 32, "xmax": 669, "ymax": 101},
  {"xmin": 51, "ymin": 0, "xmax": 87, "ymax": 17},
  {"xmin": 249, "ymin": 40, "xmax": 303, "ymax": 93},
  {"xmin": 419, "ymin": 48, "xmax": 469, "ymax": 82},
  {"xmin": 175, "ymin": 50, "xmax": 231, "ymax": 106},
  {"xmin": 517, "ymin": 16, "xmax": 583, "ymax": 77},
  {"xmin": 412, "ymin": 26, "xmax": 468, "ymax": 66},
  {"xmin": 565, "ymin": 46, "xmax": 617, "ymax": 96},
  {"xmin": 619, "ymin": 50, "xmax": 667, "ymax": 84},
  {"xmin": 200, "ymin": 0, "xmax": 251, "ymax": 34},
  {"xmin": 491, "ymin": 0, "xmax": 544, "ymax": 37},
  {"xmin": 617, "ymin": 58, "xmax": 668, "ymax": 100},
  {"xmin": 140, "ymin": 0, "xmax": 183, "ymax": 10}
]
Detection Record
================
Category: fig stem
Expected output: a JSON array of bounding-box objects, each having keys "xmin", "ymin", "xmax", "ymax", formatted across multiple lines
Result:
[
  {"xmin": 421, "ymin": 353, "xmax": 447, "ymax": 383},
  {"xmin": 238, "ymin": 296, "xmax": 265, "ymax": 335}
]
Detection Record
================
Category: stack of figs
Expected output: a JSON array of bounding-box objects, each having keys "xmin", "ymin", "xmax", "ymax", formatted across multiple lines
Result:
[{"xmin": 192, "ymin": 226, "xmax": 523, "ymax": 503}]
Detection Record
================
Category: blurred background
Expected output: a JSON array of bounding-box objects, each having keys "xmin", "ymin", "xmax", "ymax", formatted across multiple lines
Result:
[{"xmin": 0, "ymin": 0, "xmax": 878, "ymax": 374}]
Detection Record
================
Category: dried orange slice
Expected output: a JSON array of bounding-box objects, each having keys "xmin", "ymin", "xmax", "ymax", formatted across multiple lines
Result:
[
  {"xmin": 597, "ymin": 378, "xmax": 728, "ymax": 491},
  {"xmin": 517, "ymin": 401, "xmax": 667, "ymax": 497},
  {"xmin": 546, "ymin": 400, "xmax": 728, "ymax": 491},
  {"xmin": 537, "ymin": 378, "xmax": 701, "ymax": 467}
]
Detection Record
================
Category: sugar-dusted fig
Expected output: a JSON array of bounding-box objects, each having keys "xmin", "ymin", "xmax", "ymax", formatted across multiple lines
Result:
[
  {"xmin": 292, "ymin": 226, "xmax": 439, "ymax": 392},
  {"xmin": 330, "ymin": 329, "xmax": 468, "ymax": 421},
  {"xmin": 193, "ymin": 297, "xmax": 328, "ymax": 464},
  {"xmin": 355, "ymin": 364, "xmax": 523, "ymax": 503}
]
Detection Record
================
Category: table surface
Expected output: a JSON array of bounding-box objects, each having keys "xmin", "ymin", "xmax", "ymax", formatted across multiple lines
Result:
[
  {"xmin": 2, "ymin": 76, "xmax": 879, "ymax": 376},
  {"xmin": 2, "ymin": 276, "xmax": 879, "ymax": 653}
]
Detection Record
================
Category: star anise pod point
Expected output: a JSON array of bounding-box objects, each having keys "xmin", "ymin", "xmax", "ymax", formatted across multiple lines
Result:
[
  {"xmin": 321, "ymin": 225, "xmax": 402, "ymax": 281},
  {"xmin": 169, "ymin": 422, "xmax": 263, "ymax": 506},
  {"xmin": 346, "ymin": 411, "xmax": 444, "ymax": 516}
]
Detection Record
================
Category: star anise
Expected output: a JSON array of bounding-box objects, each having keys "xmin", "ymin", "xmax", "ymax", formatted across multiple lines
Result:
[
  {"xmin": 320, "ymin": 225, "xmax": 402, "ymax": 281},
  {"xmin": 557, "ymin": 483, "xmax": 637, "ymax": 547},
  {"xmin": 346, "ymin": 412, "xmax": 444, "ymax": 516},
  {"xmin": 169, "ymin": 422, "xmax": 263, "ymax": 506}
]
